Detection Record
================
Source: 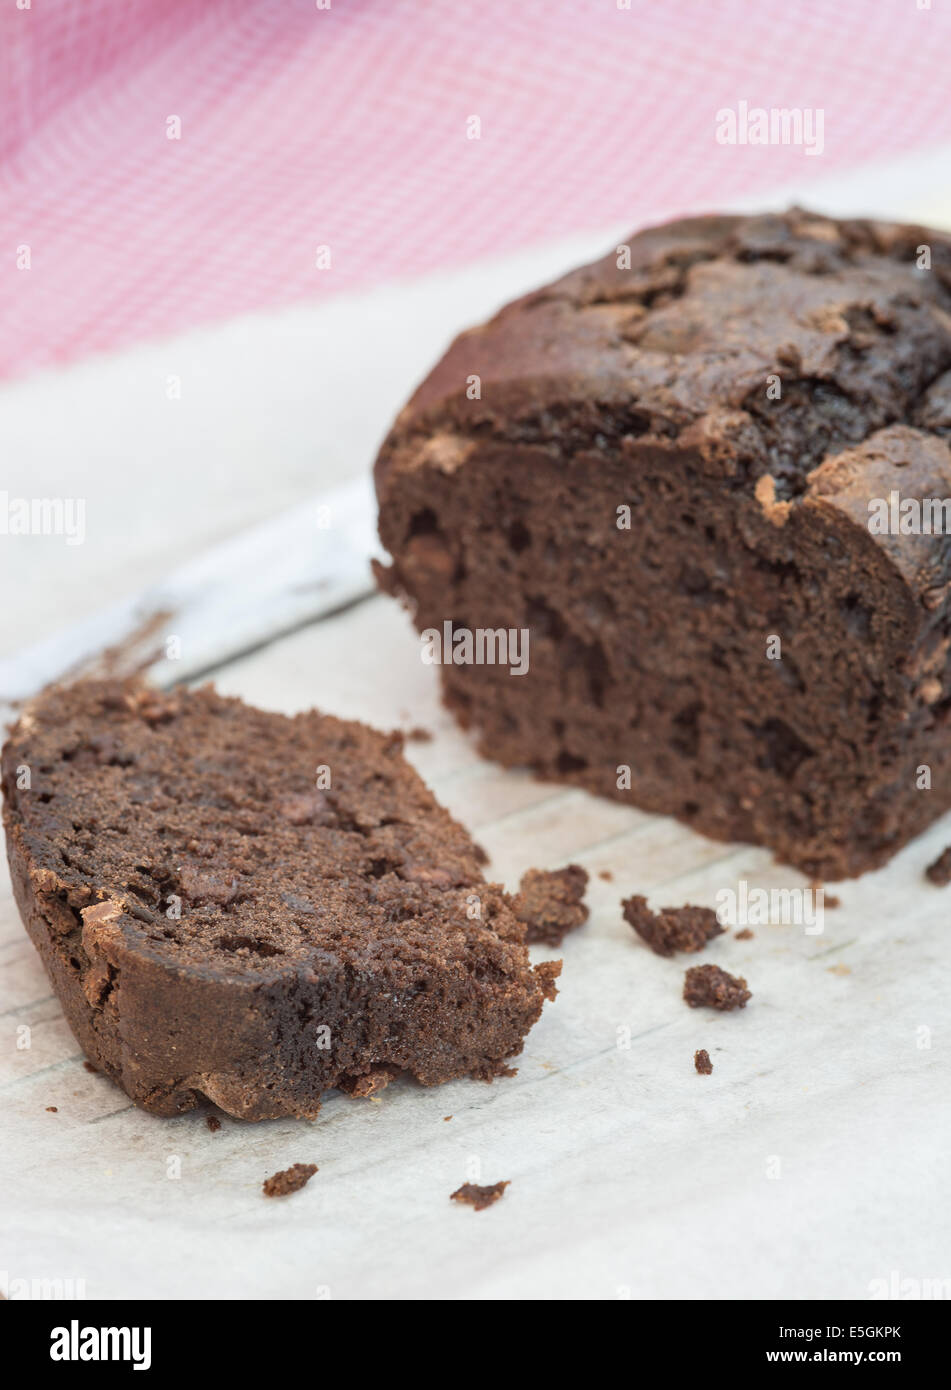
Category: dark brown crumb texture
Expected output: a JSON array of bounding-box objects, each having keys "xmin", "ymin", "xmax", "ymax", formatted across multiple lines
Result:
[
  {"xmin": 622, "ymin": 894, "xmax": 724, "ymax": 957},
  {"xmin": 336, "ymin": 1066, "xmax": 398, "ymax": 1097},
  {"xmin": 925, "ymin": 845, "xmax": 951, "ymax": 885},
  {"xmin": 262, "ymin": 1162, "xmax": 318, "ymax": 1197},
  {"xmin": 684, "ymin": 963, "xmax": 752, "ymax": 1011},
  {"xmin": 405, "ymin": 726, "xmax": 433, "ymax": 743},
  {"xmin": 694, "ymin": 1048, "xmax": 713, "ymax": 1074},
  {"xmin": 1, "ymin": 680, "xmax": 560, "ymax": 1121},
  {"xmin": 512, "ymin": 864, "xmax": 589, "ymax": 946},
  {"xmin": 450, "ymin": 1180, "xmax": 509, "ymax": 1210},
  {"xmin": 375, "ymin": 209, "xmax": 951, "ymax": 880}
]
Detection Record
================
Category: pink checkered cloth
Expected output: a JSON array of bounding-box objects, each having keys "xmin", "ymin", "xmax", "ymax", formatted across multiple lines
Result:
[{"xmin": 2, "ymin": 0, "xmax": 950, "ymax": 379}]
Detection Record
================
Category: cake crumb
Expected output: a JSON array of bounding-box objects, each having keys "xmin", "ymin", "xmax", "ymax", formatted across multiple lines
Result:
[
  {"xmin": 471, "ymin": 1057, "xmax": 519, "ymax": 1082},
  {"xmin": 623, "ymin": 895, "xmax": 723, "ymax": 957},
  {"xmin": 734, "ymin": 927, "xmax": 754, "ymax": 940},
  {"xmin": 451, "ymin": 1180, "xmax": 509, "ymax": 1211},
  {"xmin": 513, "ymin": 865, "xmax": 589, "ymax": 946},
  {"xmin": 810, "ymin": 878, "xmax": 840, "ymax": 908},
  {"xmin": 598, "ymin": 869, "xmax": 613, "ymax": 882},
  {"xmin": 684, "ymin": 963, "xmax": 751, "ymax": 1011},
  {"xmin": 443, "ymin": 1115, "xmax": 452, "ymax": 1121},
  {"xmin": 337, "ymin": 1066, "xmax": 398, "ymax": 1098},
  {"xmin": 405, "ymin": 726, "xmax": 433, "ymax": 743},
  {"xmin": 925, "ymin": 846, "xmax": 951, "ymax": 886},
  {"xmin": 694, "ymin": 1049, "xmax": 713, "ymax": 1075},
  {"xmin": 262, "ymin": 1162, "xmax": 318, "ymax": 1198},
  {"xmin": 46, "ymin": 1105, "xmax": 58, "ymax": 1113},
  {"xmin": 753, "ymin": 472, "xmax": 791, "ymax": 526},
  {"xmin": 206, "ymin": 1115, "xmax": 221, "ymax": 1132}
]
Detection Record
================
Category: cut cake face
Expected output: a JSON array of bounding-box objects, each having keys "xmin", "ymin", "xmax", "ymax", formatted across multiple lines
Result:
[{"xmin": 376, "ymin": 210, "xmax": 951, "ymax": 878}]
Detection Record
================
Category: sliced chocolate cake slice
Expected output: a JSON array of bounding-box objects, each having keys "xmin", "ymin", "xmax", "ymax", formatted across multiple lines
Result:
[{"xmin": 1, "ymin": 681, "xmax": 559, "ymax": 1120}]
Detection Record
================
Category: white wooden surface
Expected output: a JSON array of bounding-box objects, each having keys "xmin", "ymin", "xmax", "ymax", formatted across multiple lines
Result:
[{"xmin": 3, "ymin": 148, "xmax": 951, "ymax": 1301}]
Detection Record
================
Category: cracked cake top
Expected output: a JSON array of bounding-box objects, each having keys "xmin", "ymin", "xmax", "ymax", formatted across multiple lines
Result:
[{"xmin": 377, "ymin": 209, "xmax": 951, "ymax": 504}]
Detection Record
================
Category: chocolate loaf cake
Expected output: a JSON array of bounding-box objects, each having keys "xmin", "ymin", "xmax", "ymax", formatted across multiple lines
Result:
[
  {"xmin": 375, "ymin": 209, "xmax": 951, "ymax": 879},
  {"xmin": 1, "ymin": 681, "xmax": 559, "ymax": 1120}
]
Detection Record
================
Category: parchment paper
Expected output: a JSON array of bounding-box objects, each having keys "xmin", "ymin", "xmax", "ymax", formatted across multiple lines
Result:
[{"xmin": 2, "ymin": 593, "xmax": 949, "ymax": 1300}]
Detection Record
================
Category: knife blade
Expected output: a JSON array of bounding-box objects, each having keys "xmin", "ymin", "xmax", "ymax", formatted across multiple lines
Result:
[{"xmin": 0, "ymin": 474, "xmax": 382, "ymax": 716}]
